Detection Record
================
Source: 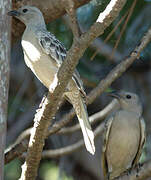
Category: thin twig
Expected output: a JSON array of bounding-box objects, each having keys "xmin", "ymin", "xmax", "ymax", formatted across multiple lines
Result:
[
  {"xmin": 5, "ymin": 140, "xmax": 28, "ymax": 164},
  {"xmin": 57, "ymin": 99, "xmax": 119, "ymax": 134},
  {"xmin": 90, "ymin": 11, "xmax": 128, "ymax": 61},
  {"xmin": 42, "ymin": 122, "xmax": 105, "ymax": 158},
  {"xmin": 111, "ymin": 0, "xmax": 137, "ymax": 59},
  {"xmin": 21, "ymin": 121, "xmax": 105, "ymax": 159},
  {"xmin": 62, "ymin": 0, "xmax": 81, "ymax": 38},
  {"xmin": 4, "ymin": 100, "xmax": 118, "ymax": 163}
]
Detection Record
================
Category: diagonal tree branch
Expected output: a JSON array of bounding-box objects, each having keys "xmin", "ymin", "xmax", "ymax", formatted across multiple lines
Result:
[
  {"xmin": 62, "ymin": 0, "xmax": 81, "ymax": 38},
  {"xmin": 4, "ymin": 99, "xmax": 118, "ymax": 164},
  {"xmin": 48, "ymin": 25, "xmax": 151, "ymax": 136},
  {"xmin": 57, "ymin": 99, "xmax": 119, "ymax": 134},
  {"xmin": 5, "ymin": 25, "xmax": 151, "ymax": 166},
  {"xmin": 42, "ymin": 121, "xmax": 105, "ymax": 158},
  {"xmin": 18, "ymin": 0, "xmax": 127, "ymax": 179}
]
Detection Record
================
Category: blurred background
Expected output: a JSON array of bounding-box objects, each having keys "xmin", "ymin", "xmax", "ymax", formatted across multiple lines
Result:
[{"xmin": 5, "ymin": 0, "xmax": 151, "ymax": 179}]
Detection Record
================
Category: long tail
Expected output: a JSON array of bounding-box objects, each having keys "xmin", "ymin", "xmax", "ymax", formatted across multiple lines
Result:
[{"xmin": 65, "ymin": 91, "xmax": 95, "ymax": 155}]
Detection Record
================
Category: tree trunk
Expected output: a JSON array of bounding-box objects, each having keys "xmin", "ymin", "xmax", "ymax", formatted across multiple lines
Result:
[{"xmin": 0, "ymin": 0, "xmax": 11, "ymax": 179}]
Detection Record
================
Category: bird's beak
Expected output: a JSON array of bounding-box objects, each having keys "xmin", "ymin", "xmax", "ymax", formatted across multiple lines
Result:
[
  {"xmin": 7, "ymin": 10, "xmax": 21, "ymax": 17},
  {"xmin": 108, "ymin": 91, "xmax": 121, "ymax": 99}
]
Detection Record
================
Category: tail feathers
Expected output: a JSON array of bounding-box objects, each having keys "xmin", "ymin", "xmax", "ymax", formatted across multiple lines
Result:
[
  {"xmin": 77, "ymin": 98, "xmax": 95, "ymax": 154},
  {"xmin": 77, "ymin": 112, "xmax": 95, "ymax": 155},
  {"xmin": 65, "ymin": 92, "xmax": 95, "ymax": 155}
]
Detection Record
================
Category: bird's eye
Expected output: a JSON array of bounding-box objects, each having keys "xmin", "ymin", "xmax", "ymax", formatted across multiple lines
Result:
[
  {"xmin": 126, "ymin": 95, "xmax": 131, "ymax": 99},
  {"xmin": 22, "ymin": 9, "xmax": 28, "ymax": 13}
]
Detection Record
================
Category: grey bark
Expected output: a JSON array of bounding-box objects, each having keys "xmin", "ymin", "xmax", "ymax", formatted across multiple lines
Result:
[{"xmin": 0, "ymin": 0, "xmax": 11, "ymax": 179}]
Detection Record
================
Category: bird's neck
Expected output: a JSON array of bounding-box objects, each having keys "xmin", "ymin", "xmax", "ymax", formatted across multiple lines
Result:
[
  {"xmin": 25, "ymin": 23, "xmax": 46, "ymax": 32},
  {"xmin": 25, "ymin": 16, "xmax": 46, "ymax": 31},
  {"xmin": 120, "ymin": 107, "xmax": 142, "ymax": 117}
]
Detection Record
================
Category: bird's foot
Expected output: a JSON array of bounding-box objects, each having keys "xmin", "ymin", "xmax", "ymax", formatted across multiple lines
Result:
[{"xmin": 135, "ymin": 163, "xmax": 142, "ymax": 177}]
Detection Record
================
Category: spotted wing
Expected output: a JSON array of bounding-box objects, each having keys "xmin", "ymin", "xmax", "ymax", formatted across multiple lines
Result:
[
  {"xmin": 36, "ymin": 29, "xmax": 86, "ymax": 95},
  {"xmin": 36, "ymin": 29, "xmax": 66, "ymax": 66}
]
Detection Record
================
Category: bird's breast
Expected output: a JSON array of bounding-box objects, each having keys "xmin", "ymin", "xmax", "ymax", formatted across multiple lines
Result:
[
  {"xmin": 106, "ymin": 110, "xmax": 141, "ymax": 176},
  {"xmin": 21, "ymin": 38, "xmax": 58, "ymax": 89},
  {"xmin": 22, "ymin": 40, "xmax": 41, "ymax": 62}
]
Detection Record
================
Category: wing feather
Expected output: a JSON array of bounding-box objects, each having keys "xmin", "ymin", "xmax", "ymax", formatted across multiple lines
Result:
[
  {"xmin": 132, "ymin": 117, "xmax": 146, "ymax": 166},
  {"xmin": 36, "ymin": 29, "xmax": 85, "ymax": 95},
  {"xmin": 36, "ymin": 30, "xmax": 66, "ymax": 66},
  {"xmin": 101, "ymin": 115, "xmax": 114, "ymax": 178}
]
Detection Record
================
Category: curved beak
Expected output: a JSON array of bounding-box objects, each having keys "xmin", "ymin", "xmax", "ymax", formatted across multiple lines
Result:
[
  {"xmin": 7, "ymin": 10, "xmax": 21, "ymax": 17},
  {"xmin": 108, "ymin": 91, "xmax": 121, "ymax": 99}
]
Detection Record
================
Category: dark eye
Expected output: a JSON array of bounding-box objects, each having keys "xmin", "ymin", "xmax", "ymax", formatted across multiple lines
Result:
[
  {"xmin": 126, "ymin": 95, "xmax": 131, "ymax": 99},
  {"xmin": 23, "ymin": 9, "xmax": 28, "ymax": 13}
]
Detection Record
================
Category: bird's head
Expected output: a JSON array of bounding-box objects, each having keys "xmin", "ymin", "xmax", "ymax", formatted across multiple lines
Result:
[
  {"xmin": 8, "ymin": 6, "xmax": 45, "ymax": 26},
  {"xmin": 109, "ymin": 91, "xmax": 142, "ymax": 115}
]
